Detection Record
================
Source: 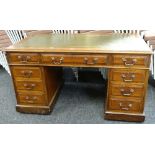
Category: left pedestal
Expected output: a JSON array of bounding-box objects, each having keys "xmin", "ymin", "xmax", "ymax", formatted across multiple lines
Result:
[{"xmin": 10, "ymin": 66, "xmax": 63, "ymax": 114}]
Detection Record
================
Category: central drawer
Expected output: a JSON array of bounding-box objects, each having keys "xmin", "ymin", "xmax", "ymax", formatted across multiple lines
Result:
[
  {"xmin": 110, "ymin": 83, "xmax": 144, "ymax": 97},
  {"xmin": 41, "ymin": 54, "xmax": 108, "ymax": 66}
]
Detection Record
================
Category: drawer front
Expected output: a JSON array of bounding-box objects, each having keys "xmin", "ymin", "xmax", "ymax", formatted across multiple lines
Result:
[
  {"xmin": 8, "ymin": 53, "xmax": 40, "ymax": 64},
  {"xmin": 41, "ymin": 54, "xmax": 108, "ymax": 66},
  {"xmin": 110, "ymin": 83, "xmax": 144, "ymax": 97},
  {"xmin": 11, "ymin": 67, "xmax": 42, "ymax": 80},
  {"xmin": 17, "ymin": 92, "xmax": 46, "ymax": 105},
  {"xmin": 112, "ymin": 55, "xmax": 150, "ymax": 67},
  {"xmin": 111, "ymin": 69, "xmax": 146, "ymax": 83},
  {"xmin": 15, "ymin": 80, "xmax": 44, "ymax": 92},
  {"xmin": 75, "ymin": 55, "xmax": 108, "ymax": 66},
  {"xmin": 108, "ymin": 97, "xmax": 143, "ymax": 113},
  {"xmin": 41, "ymin": 54, "xmax": 74, "ymax": 65}
]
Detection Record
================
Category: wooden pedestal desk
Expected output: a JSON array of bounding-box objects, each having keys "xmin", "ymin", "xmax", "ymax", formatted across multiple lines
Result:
[{"xmin": 5, "ymin": 33, "xmax": 152, "ymax": 122}]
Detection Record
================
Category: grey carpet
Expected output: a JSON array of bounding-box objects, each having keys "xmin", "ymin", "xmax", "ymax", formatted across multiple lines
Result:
[{"xmin": 0, "ymin": 68, "xmax": 155, "ymax": 124}]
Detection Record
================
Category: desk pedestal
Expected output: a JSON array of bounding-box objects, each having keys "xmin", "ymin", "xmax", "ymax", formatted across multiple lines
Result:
[
  {"xmin": 11, "ymin": 66, "xmax": 63, "ymax": 114},
  {"xmin": 105, "ymin": 68, "xmax": 149, "ymax": 122}
]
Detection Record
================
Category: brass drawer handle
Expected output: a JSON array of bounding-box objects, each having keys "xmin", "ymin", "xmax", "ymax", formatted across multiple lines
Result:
[
  {"xmin": 21, "ymin": 70, "xmax": 32, "ymax": 78},
  {"xmin": 84, "ymin": 57, "xmax": 98, "ymax": 65},
  {"xmin": 120, "ymin": 88, "xmax": 134, "ymax": 96},
  {"xmin": 23, "ymin": 83, "xmax": 36, "ymax": 90},
  {"xmin": 17, "ymin": 55, "xmax": 31, "ymax": 63},
  {"xmin": 51, "ymin": 57, "xmax": 64, "ymax": 65},
  {"xmin": 122, "ymin": 58, "xmax": 137, "ymax": 66},
  {"xmin": 25, "ymin": 96, "xmax": 37, "ymax": 103},
  {"xmin": 119, "ymin": 102, "xmax": 132, "ymax": 111},
  {"xmin": 121, "ymin": 73, "xmax": 135, "ymax": 82}
]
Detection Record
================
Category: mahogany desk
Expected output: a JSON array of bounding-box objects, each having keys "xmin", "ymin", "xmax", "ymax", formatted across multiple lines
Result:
[{"xmin": 5, "ymin": 33, "xmax": 152, "ymax": 122}]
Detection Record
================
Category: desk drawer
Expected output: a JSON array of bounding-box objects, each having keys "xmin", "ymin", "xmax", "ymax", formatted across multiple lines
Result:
[
  {"xmin": 12, "ymin": 67, "xmax": 42, "ymax": 80},
  {"xmin": 15, "ymin": 80, "xmax": 44, "ymax": 92},
  {"xmin": 76, "ymin": 55, "xmax": 108, "ymax": 66},
  {"xmin": 110, "ymin": 83, "xmax": 144, "ymax": 97},
  {"xmin": 112, "ymin": 55, "xmax": 150, "ymax": 67},
  {"xmin": 41, "ymin": 54, "xmax": 108, "ymax": 66},
  {"xmin": 42, "ymin": 54, "xmax": 74, "ymax": 65},
  {"xmin": 17, "ymin": 92, "xmax": 46, "ymax": 106},
  {"xmin": 108, "ymin": 97, "xmax": 143, "ymax": 113},
  {"xmin": 8, "ymin": 53, "xmax": 40, "ymax": 64},
  {"xmin": 110, "ymin": 69, "xmax": 146, "ymax": 83}
]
